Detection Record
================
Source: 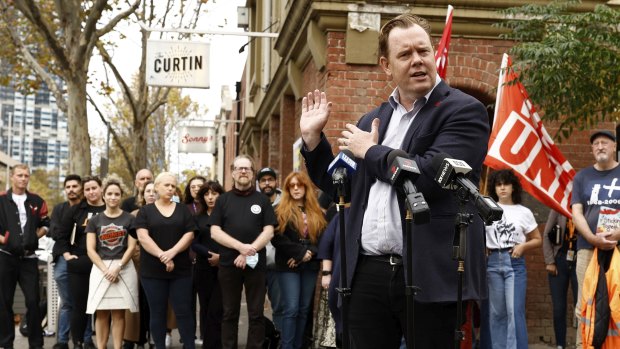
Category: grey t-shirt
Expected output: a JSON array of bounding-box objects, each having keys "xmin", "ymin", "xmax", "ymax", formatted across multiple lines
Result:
[{"xmin": 86, "ymin": 211, "xmax": 135, "ymax": 260}]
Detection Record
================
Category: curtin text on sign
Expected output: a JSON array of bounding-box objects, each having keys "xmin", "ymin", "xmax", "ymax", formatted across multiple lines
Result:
[{"xmin": 146, "ymin": 40, "xmax": 210, "ymax": 88}]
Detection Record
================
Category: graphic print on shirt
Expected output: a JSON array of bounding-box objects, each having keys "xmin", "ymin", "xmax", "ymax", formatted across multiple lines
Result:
[
  {"xmin": 587, "ymin": 178, "xmax": 620, "ymax": 206},
  {"xmin": 98, "ymin": 223, "xmax": 127, "ymax": 250},
  {"xmin": 492, "ymin": 215, "xmax": 517, "ymax": 248}
]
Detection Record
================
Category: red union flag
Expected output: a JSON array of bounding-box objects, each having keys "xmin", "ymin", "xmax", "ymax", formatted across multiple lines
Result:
[
  {"xmin": 485, "ymin": 54, "xmax": 575, "ymax": 217},
  {"xmin": 435, "ymin": 5, "xmax": 453, "ymax": 78}
]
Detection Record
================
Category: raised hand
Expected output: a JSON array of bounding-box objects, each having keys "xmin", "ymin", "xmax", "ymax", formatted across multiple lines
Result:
[{"xmin": 300, "ymin": 89, "xmax": 332, "ymax": 151}]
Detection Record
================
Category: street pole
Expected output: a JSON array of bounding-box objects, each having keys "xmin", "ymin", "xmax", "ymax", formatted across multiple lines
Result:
[{"xmin": 5, "ymin": 111, "xmax": 12, "ymax": 190}]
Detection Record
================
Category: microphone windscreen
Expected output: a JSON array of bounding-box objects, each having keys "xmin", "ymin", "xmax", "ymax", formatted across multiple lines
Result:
[
  {"xmin": 387, "ymin": 149, "xmax": 409, "ymax": 167},
  {"xmin": 327, "ymin": 150, "xmax": 358, "ymax": 175}
]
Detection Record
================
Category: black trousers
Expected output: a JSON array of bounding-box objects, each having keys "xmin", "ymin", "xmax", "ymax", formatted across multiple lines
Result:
[
  {"xmin": 348, "ymin": 256, "xmax": 406, "ymax": 349},
  {"xmin": 0, "ymin": 253, "xmax": 43, "ymax": 348},
  {"xmin": 218, "ymin": 266, "xmax": 265, "ymax": 349},
  {"xmin": 195, "ymin": 264, "xmax": 223, "ymax": 349},
  {"xmin": 67, "ymin": 256, "xmax": 92, "ymax": 345},
  {"xmin": 348, "ymin": 255, "xmax": 462, "ymax": 349}
]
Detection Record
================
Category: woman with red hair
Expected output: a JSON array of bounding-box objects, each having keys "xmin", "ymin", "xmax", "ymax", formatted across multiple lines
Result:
[{"xmin": 272, "ymin": 171, "xmax": 327, "ymax": 349}]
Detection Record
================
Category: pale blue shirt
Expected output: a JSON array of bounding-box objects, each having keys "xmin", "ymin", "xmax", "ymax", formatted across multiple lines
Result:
[{"xmin": 360, "ymin": 77, "xmax": 441, "ymax": 256}]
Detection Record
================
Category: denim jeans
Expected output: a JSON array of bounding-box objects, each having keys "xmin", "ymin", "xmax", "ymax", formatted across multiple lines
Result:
[
  {"xmin": 276, "ymin": 268, "xmax": 317, "ymax": 349},
  {"xmin": 266, "ymin": 269, "xmax": 283, "ymax": 331},
  {"xmin": 511, "ymin": 256, "xmax": 527, "ymax": 349},
  {"xmin": 487, "ymin": 250, "xmax": 517, "ymax": 349},
  {"xmin": 53, "ymin": 258, "xmax": 93, "ymax": 344},
  {"xmin": 141, "ymin": 276, "xmax": 196, "ymax": 349},
  {"xmin": 548, "ymin": 250, "xmax": 578, "ymax": 348}
]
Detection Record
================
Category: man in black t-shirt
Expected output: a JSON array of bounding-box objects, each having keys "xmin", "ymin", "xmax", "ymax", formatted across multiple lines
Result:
[
  {"xmin": 121, "ymin": 168, "xmax": 153, "ymax": 212},
  {"xmin": 210, "ymin": 155, "xmax": 276, "ymax": 349}
]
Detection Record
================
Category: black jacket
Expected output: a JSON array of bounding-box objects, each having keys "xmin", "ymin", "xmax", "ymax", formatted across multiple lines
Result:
[
  {"xmin": 56, "ymin": 199, "xmax": 105, "ymax": 257},
  {"xmin": 0, "ymin": 189, "xmax": 50, "ymax": 255},
  {"xmin": 271, "ymin": 223, "xmax": 320, "ymax": 272},
  {"xmin": 49, "ymin": 201, "xmax": 72, "ymax": 260}
]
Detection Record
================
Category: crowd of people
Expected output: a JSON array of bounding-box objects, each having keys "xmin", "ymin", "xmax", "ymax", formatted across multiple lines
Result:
[
  {"xmin": 0, "ymin": 161, "xmax": 341, "ymax": 349},
  {"xmin": 1, "ymin": 11, "xmax": 619, "ymax": 349}
]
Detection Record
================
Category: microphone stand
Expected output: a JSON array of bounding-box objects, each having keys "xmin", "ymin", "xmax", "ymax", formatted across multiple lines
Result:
[
  {"xmin": 404, "ymin": 208, "xmax": 419, "ymax": 349},
  {"xmin": 452, "ymin": 191, "xmax": 472, "ymax": 349},
  {"xmin": 334, "ymin": 175, "xmax": 351, "ymax": 349}
]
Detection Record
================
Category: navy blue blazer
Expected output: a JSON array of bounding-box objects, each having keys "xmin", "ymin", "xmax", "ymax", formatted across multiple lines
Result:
[{"xmin": 302, "ymin": 81, "xmax": 490, "ymax": 303}]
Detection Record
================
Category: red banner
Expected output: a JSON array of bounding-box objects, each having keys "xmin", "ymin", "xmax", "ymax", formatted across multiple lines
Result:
[
  {"xmin": 485, "ymin": 53, "xmax": 575, "ymax": 217},
  {"xmin": 435, "ymin": 5, "xmax": 453, "ymax": 79}
]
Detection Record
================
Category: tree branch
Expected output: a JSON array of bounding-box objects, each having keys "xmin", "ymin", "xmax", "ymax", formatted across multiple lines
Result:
[
  {"xmin": 86, "ymin": 93, "xmax": 136, "ymax": 176},
  {"xmin": 145, "ymin": 89, "xmax": 171, "ymax": 118},
  {"xmin": 96, "ymin": 41, "xmax": 139, "ymax": 118},
  {"xmin": 0, "ymin": 2, "xmax": 67, "ymax": 112},
  {"xmin": 11, "ymin": 0, "xmax": 71, "ymax": 72},
  {"xmin": 96, "ymin": 0, "xmax": 141, "ymax": 38}
]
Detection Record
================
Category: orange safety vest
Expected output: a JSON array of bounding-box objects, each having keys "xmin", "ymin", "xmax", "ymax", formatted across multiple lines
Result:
[{"xmin": 581, "ymin": 248, "xmax": 620, "ymax": 349}]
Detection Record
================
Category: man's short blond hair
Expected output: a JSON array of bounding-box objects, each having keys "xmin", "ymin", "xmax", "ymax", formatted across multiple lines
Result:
[{"xmin": 10, "ymin": 163, "xmax": 29, "ymax": 175}]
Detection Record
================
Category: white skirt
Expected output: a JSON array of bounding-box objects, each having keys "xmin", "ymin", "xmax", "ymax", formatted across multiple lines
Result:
[{"xmin": 86, "ymin": 259, "xmax": 139, "ymax": 314}]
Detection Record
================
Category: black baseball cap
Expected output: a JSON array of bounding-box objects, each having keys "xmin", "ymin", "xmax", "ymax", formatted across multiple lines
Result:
[
  {"xmin": 590, "ymin": 130, "xmax": 616, "ymax": 144},
  {"xmin": 257, "ymin": 167, "xmax": 277, "ymax": 180}
]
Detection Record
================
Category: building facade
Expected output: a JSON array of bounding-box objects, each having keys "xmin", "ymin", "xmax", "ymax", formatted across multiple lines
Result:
[{"xmin": 0, "ymin": 82, "xmax": 68, "ymax": 171}]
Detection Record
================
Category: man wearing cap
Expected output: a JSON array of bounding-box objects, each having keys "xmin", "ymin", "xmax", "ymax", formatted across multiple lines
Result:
[
  {"xmin": 256, "ymin": 167, "xmax": 284, "ymax": 332},
  {"xmin": 571, "ymin": 130, "xmax": 620, "ymax": 347},
  {"xmin": 257, "ymin": 167, "xmax": 282, "ymax": 206}
]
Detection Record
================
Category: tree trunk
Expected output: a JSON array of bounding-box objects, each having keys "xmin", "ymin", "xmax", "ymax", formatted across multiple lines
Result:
[
  {"xmin": 66, "ymin": 77, "xmax": 91, "ymax": 175},
  {"xmin": 133, "ymin": 117, "xmax": 148, "ymax": 171}
]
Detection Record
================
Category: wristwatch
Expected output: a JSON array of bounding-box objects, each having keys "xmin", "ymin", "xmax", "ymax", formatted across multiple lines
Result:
[{"xmin": 321, "ymin": 270, "xmax": 332, "ymax": 276}]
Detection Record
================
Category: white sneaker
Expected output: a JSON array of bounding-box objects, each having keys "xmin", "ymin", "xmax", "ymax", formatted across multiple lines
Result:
[
  {"xmin": 195, "ymin": 338, "xmax": 203, "ymax": 345},
  {"xmin": 165, "ymin": 333, "xmax": 172, "ymax": 347}
]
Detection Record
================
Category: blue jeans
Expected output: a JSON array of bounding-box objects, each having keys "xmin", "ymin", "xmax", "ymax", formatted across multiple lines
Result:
[
  {"xmin": 548, "ymin": 250, "xmax": 578, "ymax": 348},
  {"xmin": 141, "ymin": 276, "xmax": 196, "ymax": 349},
  {"xmin": 277, "ymin": 268, "xmax": 317, "ymax": 349},
  {"xmin": 511, "ymin": 256, "xmax": 527, "ymax": 349},
  {"xmin": 487, "ymin": 250, "xmax": 517, "ymax": 349},
  {"xmin": 266, "ymin": 269, "xmax": 283, "ymax": 331},
  {"xmin": 54, "ymin": 258, "xmax": 93, "ymax": 344}
]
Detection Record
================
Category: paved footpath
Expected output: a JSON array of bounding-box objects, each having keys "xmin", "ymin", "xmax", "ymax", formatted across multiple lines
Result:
[{"xmin": 13, "ymin": 298, "xmax": 265, "ymax": 349}]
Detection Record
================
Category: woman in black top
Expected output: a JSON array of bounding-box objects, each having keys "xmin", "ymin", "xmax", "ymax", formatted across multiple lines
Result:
[
  {"xmin": 193, "ymin": 181, "xmax": 225, "ymax": 349},
  {"xmin": 272, "ymin": 171, "xmax": 327, "ymax": 349},
  {"xmin": 184, "ymin": 175, "xmax": 207, "ymax": 215},
  {"xmin": 135, "ymin": 172, "xmax": 197, "ymax": 349},
  {"xmin": 57, "ymin": 176, "xmax": 105, "ymax": 349}
]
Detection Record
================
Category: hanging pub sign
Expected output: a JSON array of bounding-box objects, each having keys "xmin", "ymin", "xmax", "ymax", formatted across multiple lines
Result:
[
  {"xmin": 146, "ymin": 40, "xmax": 210, "ymax": 88},
  {"xmin": 178, "ymin": 126, "xmax": 216, "ymax": 154}
]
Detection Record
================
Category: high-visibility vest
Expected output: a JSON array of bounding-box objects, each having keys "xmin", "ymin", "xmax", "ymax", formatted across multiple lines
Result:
[{"xmin": 581, "ymin": 247, "xmax": 620, "ymax": 349}]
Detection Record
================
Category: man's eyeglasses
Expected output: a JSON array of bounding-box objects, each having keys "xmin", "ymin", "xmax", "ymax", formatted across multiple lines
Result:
[
  {"xmin": 260, "ymin": 178, "xmax": 275, "ymax": 184},
  {"xmin": 234, "ymin": 167, "xmax": 253, "ymax": 173}
]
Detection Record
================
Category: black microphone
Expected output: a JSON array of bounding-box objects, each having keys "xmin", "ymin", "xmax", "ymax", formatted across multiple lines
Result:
[
  {"xmin": 327, "ymin": 150, "xmax": 357, "ymax": 201},
  {"xmin": 387, "ymin": 149, "xmax": 430, "ymax": 223},
  {"xmin": 327, "ymin": 150, "xmax": 357, "ymax": 183},
  {"xmin": 431, "ymin": 153, "xmax": 503, "ymax": 224}
]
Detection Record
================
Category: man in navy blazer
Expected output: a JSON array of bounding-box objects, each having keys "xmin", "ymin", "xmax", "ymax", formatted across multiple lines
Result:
[{"xmin": 300, "ymin": 13, "xmax": 490, "ymax": 349}]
